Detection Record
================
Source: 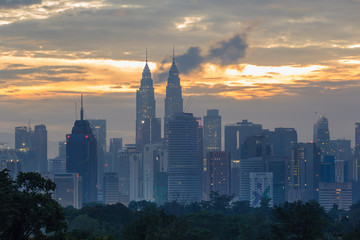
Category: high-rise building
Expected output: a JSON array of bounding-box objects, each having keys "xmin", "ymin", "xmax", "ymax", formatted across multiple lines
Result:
[
  {"xmin": 0, "ymin": 148, "xmax": 21, "ymax": 178},
  {"xmin": 136, "ymin": 55, "xmax": 161, "ymax": 151},
  {"xmin": 168, "ymin": 113, "xmax": 201, "ymax": 202},
  {"xmin": 269, "ymin": 128, "xmax": 297, "ymax": 158},
  {"xmin": 204, "ymin": 151, "xmax": 231, "ymax": 199},
  {"xmin": 48, "ymin": 157, "xmax": 66, "ymax": 174},
  {"xmin": 15, "ymin": 126, "xmax": 31, "ymax": 151},
  {"xmin": 288, "ymin": 142, "xmax": 320, "ymax": 202},
  {"xmin": 355, "ymin": 123, "xmax": 360, "ymax": 181},
  {"xmin": 239, "ymin": 157, "xmax": 264, "ymax": 201},
  {"xmin": 225, "ymin": 120, "xmax": 263, "ymax": 160},
  {"xmin": 143, "ymin": 142, "xmax": 168, "ymax": 201},
  {"xmin": 313, "ymin": 114, "xmax": 330, "ymax": 158},
  {"xmin": 103, "ymin": 172, "xmax": 120, "ymax": 205},
  {"xmin": 116, "ymin": 144, "xmax": 140, "ymax": 203},
  {"xmin": 66, "ymin": 94, "xmax": 97, "ymax": 204},
  {"xmin": 88, "ymin": 119, "xmax": 106, "ymax": 191},
  {"xmin": 108, "ymin": 138, "xmax": 122, "ymax": 172},
  {"xmin": 52, "ymin": 173, "xmax": 82, "ymax": 209},
  {"xmin": 33, "ymin": 124, "xmax": 47, "ymax": 173},
  {"xmin": 250, "ymin": 172, "xmax": 273, "ymax": 208},
  {"xmin": 203, "ymin": 109, "xmax": 221, "ymax": 158},
  {"xmin": 15, "ymin": 125, "xmax": 47, "ymax": 173},
  {"xmin": 319, "ymin": 182, "xmax": 352, "ymax": 211},
  {"xmin": 164, "ymin": 55, "xmax": 183, "ymax": 141}
]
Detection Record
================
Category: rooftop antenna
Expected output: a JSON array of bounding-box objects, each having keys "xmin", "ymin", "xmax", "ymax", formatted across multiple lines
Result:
[
  {"xmin": 146, "ymin": 48, "xmax": 148, "ymax": 63},
  {"xmin": 75, "ymin": 102, "xmax": 78, "ymax": 120},
  {"xmin": 80, "ymin": 92, "xmax": 84, "ymax": 121},
  {"xmin": 172, "ymin": 45, "xmax": 175, "ymax": 61}
]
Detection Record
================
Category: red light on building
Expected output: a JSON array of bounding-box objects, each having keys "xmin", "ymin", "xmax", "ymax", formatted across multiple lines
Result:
[
  {"xmin": 105, "ymin": 163, "xmax": 108, "ymax": 167},
  {"xmin": 85, "ymin": 135, "xmax": 88, "ymax": 138}
]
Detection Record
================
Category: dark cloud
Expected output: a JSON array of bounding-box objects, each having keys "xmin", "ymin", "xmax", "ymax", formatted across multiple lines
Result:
[
  {"xmin": 208, "ymin": 34, "xmax": 247, "ymax": 65},
  {"xmin": 156, "ymin": 34, "xmax": 248, "ymax": 82},
  {"xmin": 0, "ymin": 0, "xmax": 42, "ymax": 8}
]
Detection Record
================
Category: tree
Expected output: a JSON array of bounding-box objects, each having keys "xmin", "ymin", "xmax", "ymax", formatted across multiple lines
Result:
[
  {"xmin": 0, "ymin": 169, "xmax": 67, "ymax": 240},
  {"xmin": 122, "ymin": 211, "xmax": 190, "ymax": 240},
  {"xmin": 271, "ymin": 200, "xmax": 328, "ymax": 240}
]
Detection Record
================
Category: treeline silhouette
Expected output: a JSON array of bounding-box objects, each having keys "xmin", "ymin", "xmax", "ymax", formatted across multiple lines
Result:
[{"xmin": 2, "ymin": 169, "xmax": 360, "ymax": 240}]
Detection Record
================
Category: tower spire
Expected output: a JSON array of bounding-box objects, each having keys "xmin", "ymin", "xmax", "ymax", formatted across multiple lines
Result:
[
  {"xmin": 80, "ymin": 92, "xmax": 84, "ymax": 121},
  {"xmin": 146, "ymin": 48, "xmax": 148, "ymax": 63},
  {"xmin": 172, "ymin": 45, "xmax": 175, "ymax": 62}
]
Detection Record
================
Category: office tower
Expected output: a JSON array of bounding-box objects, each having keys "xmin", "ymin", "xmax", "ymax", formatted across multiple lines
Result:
[
  {"xmin": 313, "ymin": 114, "xmax": 330, "ymax": 158},
  {"xmin": 129, "ymin": 149, "xmax": 143, "ymax": 201},
  {"xmin": 0, "ymin": 148, "xmax": 21, "ymax": 178},
  {"xmin": 143, "ymin": 142, "xmax": 168, "ymax": 201},
  {"xmin": 329, "ymin": 139, "xmax": 353, "ymax": 181},
  {"xmin": 48, "ymin": 157, "xmax": 66, "ymax": 174},
  {"xmin": 225, "ymin": 120, "xmax": 262, "ymax": 160},
  {"xmin": 59, "ymin": 141, "xmax": 66, "ymax": 159},
  {"xmin": 155, "ymin": 172, "xmax": 168, "ymax": 205},
  {"xmin": 15, "ymin": 126, "xmax": 31, "ymax": 150},
  {"xmin": 116, "ymin": 144, "xmax": 140, "ymax": 203},
  {"xmin": 168, "ymin": 113, "xmax": 201, "ymax": 202},
  {"xmin": 231, "ymin": 160, "xmax": 241, "ymax": 197},
  {"xmin": 266, "ymin": 156, "xmax": 288, "ymax": 204},
  {"xmin": 288, "ymin": 142, "xmax": 320, "ymax": 202},
  {"xmin": 108, "ymin": 138, "xmax": 122, "ymax": 172},
  {"xmin": 204, "ymin": 151, "xmax": 231, "ymax": 199},
  {"xmin": 319, "ymin": 155, "xmax": 352, "ymax": 210},
  {"xmin": 15, "ymin": 126, "xmax": 36, "ymax": 173},
  {"xmin": 250, "ymin": 172, "xmax": 273, "ymax": 208},
  {"xmin": 88, "ymin": 119, "xmax": 106, "ymax": 190},
  {"xmin": 164, "ymin": 54, "xmax": 183, "ymax": 141},
  {"xmin": 66, "ymin": 94, "xmax": 97, "ymax": 203},
  {"xmin": 270, "ymin": 128, "xmax": 297, "ymax": 158},
  {"xmin": 239, "ymin": 157, "xmax": 264, "ymax": 201},
  {"xmin": 136, "ymin": 55, "xmax": 161, "ymax": 151},
  {"xmin": 103, "ymin": 172, "xmax": 120, "ymax": 204},
  {"xmin": 245, "ymin": 135, "xmax": 272, "ymax": 159},
  {"xmin": 33, "ymin": 124, "xmax": 47, "ymax": 173},
  {"xmin": 355, "ymin": 123, "xmax": 360, "ymax": 181},
  {"xmin": 319, "ymin": 182, "xmax": 352, "ymax": 211},
  {"xmin": 203, "ymin": 109, "xmax": 221, "ymax": 158},
  {"xmin": 51, "ymin": 173, "xmax": 82, "ymax": 209}
]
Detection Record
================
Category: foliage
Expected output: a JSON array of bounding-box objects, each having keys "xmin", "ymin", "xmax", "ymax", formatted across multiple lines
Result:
[
  {"xmin": 122, "ymin": 210, "xmax": 191, "ymax": 240},
  {"xmin": 0, "ymin": 169, "xmax": 67, "ymax": 240},
  {"xmin": 271, "ymin": 200, "xmax": 328, "ymax": 240}
]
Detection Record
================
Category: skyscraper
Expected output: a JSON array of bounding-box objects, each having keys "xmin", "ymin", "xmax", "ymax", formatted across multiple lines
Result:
[
  {"xmin": 204, "ymin": 151, "xmax": 231, "ymax": 199},
  {"xmin": 355, "ymin": 123, "xmax": 360, "ymax": 181},
  {"xmin": 168, "ymin": 113, "xmax": 201, "ymax": 202},
  {"xmin": 88, "ymin": 119, "xmax": 106, "ymax": 190},
  {"xmin": 66, "ymin": 94, "xmax": 97, "ymax": 203},
  {"xmin": 33, "ymin": 124, "xmax": 47, "ymax": 173},
  {"xmin": 313, "ymin": 114, "xmax": 330, "ymax": 158},
  {"xmin": 164, "ymin": 54, "xmax": 183, "ymax": 141},
  {"xmin": 225, "ymin": 120, "xmax": 263, "ymax": 160},
  {"xmin": 203, "ymin": 109, "xmax": 221, "ymax": 158},
  {"xmin": 136, "ymin": 54, "xmax": 161, "ymax": 151}
]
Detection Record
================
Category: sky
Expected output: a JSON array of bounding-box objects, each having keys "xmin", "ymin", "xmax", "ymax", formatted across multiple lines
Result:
[{"xmin": 1, "ymin": 0, "xmax": 360, "ymax": 157}]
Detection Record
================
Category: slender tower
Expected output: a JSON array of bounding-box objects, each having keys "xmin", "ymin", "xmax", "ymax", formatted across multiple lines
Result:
[
  {"xmin": 136, "ymin": 51, "xmax": 161, "ymax": 151},
  {"xmin": 66, "ymin": 93, "xmax": 98, "ymax": 203},
  {"xmin": 164, "ymin": 49, "xmax": 183, "ymax": 141}
]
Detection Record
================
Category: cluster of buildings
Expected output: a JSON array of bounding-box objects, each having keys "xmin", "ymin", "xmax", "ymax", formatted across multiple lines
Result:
[{"xmin": 2, "ymin": 54, "xmax": 360, "ymax": 211}]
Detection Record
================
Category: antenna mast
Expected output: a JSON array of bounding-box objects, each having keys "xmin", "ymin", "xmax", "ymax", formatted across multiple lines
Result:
[{"xmin": 80, "ymin": 92, "xmax": 84, "ymax": 120}]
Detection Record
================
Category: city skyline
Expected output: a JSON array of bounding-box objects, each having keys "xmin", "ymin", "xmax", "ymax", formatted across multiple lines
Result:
[{"xmin": 1, "ymin": 0, "xmax": 360, "ymax": 153}]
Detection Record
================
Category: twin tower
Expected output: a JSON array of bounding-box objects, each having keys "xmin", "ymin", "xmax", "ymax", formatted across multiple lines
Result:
[{"xmin": 135, "ymin": 54, "xmax": 183, "ymax": 150}]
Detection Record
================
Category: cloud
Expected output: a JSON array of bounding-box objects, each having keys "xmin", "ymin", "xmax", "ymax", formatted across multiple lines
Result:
[
  {"xmin": 208, "ymin": 33, "xmax": 248, "ymax": 65},
  {"xmin": 0, "ymin": 0, "xmax": 42, "ymax": 9},
  {"xmin": 156, "ymin": 33, "xmax": 248, "ymax": 81}
]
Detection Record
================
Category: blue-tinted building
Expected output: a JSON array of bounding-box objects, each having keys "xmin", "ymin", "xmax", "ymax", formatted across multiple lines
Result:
[
  {"xmin": 66, "ymin": 94, "xmax": 97, "ymax": 204},
  {"xmin": 168, "ymin": 113, "xmax": 201, "ymax": 202}
]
